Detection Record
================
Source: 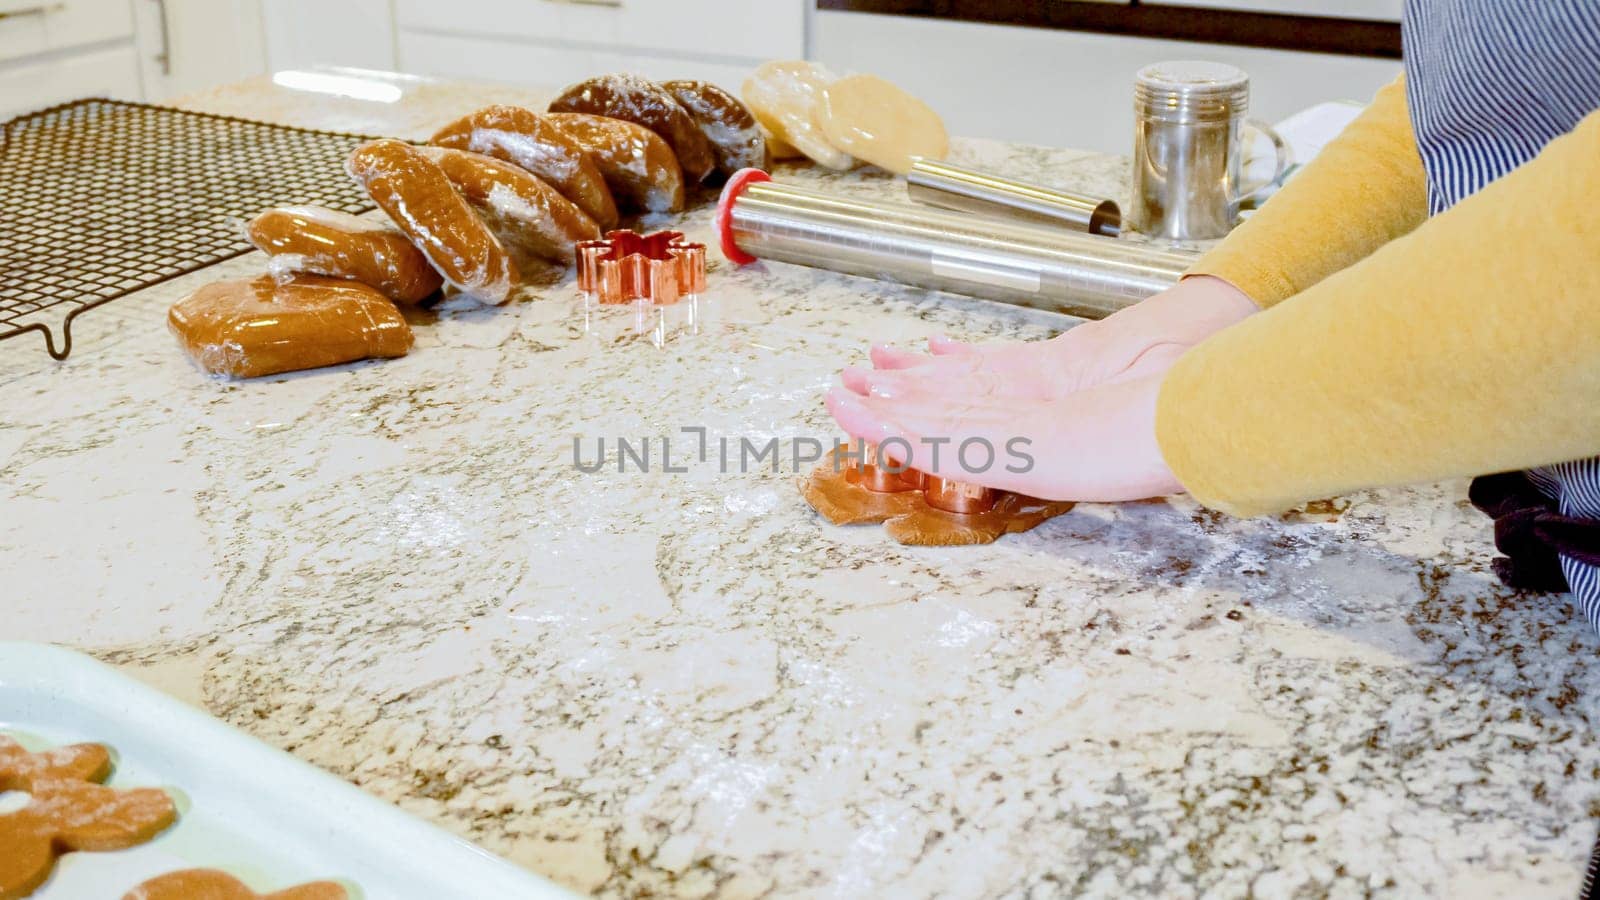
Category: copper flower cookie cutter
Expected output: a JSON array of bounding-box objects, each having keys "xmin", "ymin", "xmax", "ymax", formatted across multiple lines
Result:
[
  {"xmin": 801, "ymin": 441, "xmax": 1074, "ymax": 546},
  {"xmin": 576, "ymin": 229, "xmax": 707, "ymax": 305},
  {"xmin": 849, "ymin": 441, "xmax": 998, "ymax": 513}
]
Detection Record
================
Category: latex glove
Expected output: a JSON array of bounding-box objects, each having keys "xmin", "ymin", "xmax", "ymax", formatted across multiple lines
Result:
[
  {"xmin": 844, "ymin": 275, "xmax": 1257, "ymax": 402},
  {"xmin": 825, "ymin": 371, "xmax": 1182, "ymax": 503}
]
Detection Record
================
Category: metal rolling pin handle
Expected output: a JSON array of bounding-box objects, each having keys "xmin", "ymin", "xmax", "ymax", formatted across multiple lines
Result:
[
  {"xmin": 714, "ymin": 168, "xmax": 1192, "ymax": 320},
  {"xmin": 906, "ymin": 157, "xmax": 1123, "ymax": 237}
]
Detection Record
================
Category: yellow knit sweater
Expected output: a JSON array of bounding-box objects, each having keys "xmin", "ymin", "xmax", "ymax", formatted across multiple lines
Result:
[{"xmin": 1155, "ymin": 76, "xmax": 1600, "ymax": 517}]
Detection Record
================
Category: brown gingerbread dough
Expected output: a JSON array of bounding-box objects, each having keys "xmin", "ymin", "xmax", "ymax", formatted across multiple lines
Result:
[
  {"xmin": 346, "ymin": 138, "xmax": 518, "ymax": 305},
  {"xmin": 799, "ymin": 455, "xmax": 1074, "ymax": 546},
  {"xmin": 168, "ymin": 275, "xmax": 413, "ymax": 379},
  {"xmin": 416, "ymin": 146, "xmax": 601, "ymax": 264},
  {"xmin": 124, "ymin": 868, "xmax": 347, "ymax": 900},
  {"xmin": 660, "ymin": 80, "xmax": 766, "ymax": 177},
  {"xmin": 546, "ymin": 113, "xmax": 686, "ymax": 213},
  {"xmin": 1, "ymin": 736, "xmax": 177, "ymax": 900},
  {"xmin": 548, "ymin": 74, "xmax": 717, "ymax": 182},
  {"xmin": 246, "ymin": 206, "xmax": 442, "ymax": 305},
  {"xmin": 429, "ymin": 105, "xmax": 620, "ymax": 230}
]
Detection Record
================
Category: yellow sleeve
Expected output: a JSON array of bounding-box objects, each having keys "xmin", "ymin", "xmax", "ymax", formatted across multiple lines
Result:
[
  {"xmin": 1156, "ymin": 107, "xmax": 1600, "ymax": 517},
  {"xmin": 1187, "ymin": 76, "xmax": 1428, "ymax": 307}
]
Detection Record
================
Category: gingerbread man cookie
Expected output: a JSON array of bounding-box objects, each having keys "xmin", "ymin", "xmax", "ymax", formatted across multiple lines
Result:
[
  {"xmin": 0, "ymin": 736, "xmax": 177, "ymax": 900},
  {"xmin": 124, "ymin": 868, "xmax": 347, "ymax": 900},
  {"xmin": 799, "ymin": 449, "xmax": 1075, "ymax": 546}
]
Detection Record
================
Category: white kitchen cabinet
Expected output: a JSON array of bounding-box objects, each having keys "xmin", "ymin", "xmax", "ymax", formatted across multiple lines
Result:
[
  {"xmin": 133, "ymin": 0, "xmax": 266, "ymax": 101},
  {"xmin": 0, "ymin": 43, "xmax": 141, "ymax": 118},
  {"xmin": 811, "ymin": 10, "xmax": 1401, "ymax": 156},
  {"xmin": 0, "ymin": 0, "xmax": 141, "ymax": 117},
  {"xmin": 398, "ymin": 31, "xmax": 758, "ymax": 95},
  {"xmin": 0, "ymin": 0, "xmax": 135, "ymax": 62},
  {"xmin": 394, "ymin": 0, "xmax": 802, "ymax": 93},
  {"xmin": 260, "ymin": 0, "xmax": 394, "ymax": 73},
  {"xmin": 395, "ymin": 0, "xmax": 802, "ymax": 60},
  {"xmin": 1, "ymin": 0, "xmax": 265, "ymax": 118}
]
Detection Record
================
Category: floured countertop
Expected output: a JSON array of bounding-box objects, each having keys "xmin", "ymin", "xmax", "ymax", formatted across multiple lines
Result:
[{"xmin": 2, "ymin": 70, "xmax": 1597, "ymax": 899}]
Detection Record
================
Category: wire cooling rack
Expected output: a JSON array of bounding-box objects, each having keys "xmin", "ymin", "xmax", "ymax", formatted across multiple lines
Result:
[{"xmin": 0, "ymin": 98, "xmax": 379, "ymax": 359}]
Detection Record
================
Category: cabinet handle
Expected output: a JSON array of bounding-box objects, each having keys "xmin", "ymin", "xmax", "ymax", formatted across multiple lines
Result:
[
  {"xmin": 544, "ymin": 0, "xmax": 622, "ymax": 6},
  {"xmin": 0, "ymin": 3, "xmax": 64, "ymax": 21},
  {"xmin": 149, "ymin": 0, "xmax": 170, "ymax": 75}
]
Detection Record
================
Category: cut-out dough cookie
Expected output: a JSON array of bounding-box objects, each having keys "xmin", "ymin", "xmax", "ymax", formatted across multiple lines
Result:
[
  {"xmin": 799, "ymin": 458, "xmax": 1074, "ymax": 546},
  {"xmin": 1, "ymin": 736, "xmax": 177, "ymax": 900},
  {"xmin": 545, "ymin": 113, "xmax": 686, "ymax": 213},
  {"xmin": 347, "ymin": 138, "xmax": 518, "ymax": 305},
  {"xmin": 124, "ymin": 868, "xmax": 347, "ymax": 900},
  {"xmin": 548, "ymin": 74, "xmax": 716, "ymax": 183},
  {"xmin": 818, "ymin": 74, "xmax": 949, "ymax": 174},
  {"xmin": 741, "ymin": 61, "xmax": 854, "ymax": 170},
  {"xmin": 430, "ymin": 105, "xmax": 619, "ymax": 229},
  {"xmin": 246, "ymin": 206, "xmax": 442, "ymax": 305},
  {"xmin": 416, "ymin": 146, "xmax": 600, "ymax": 264},
  {"xmin": 659, "ymin": 80, "xmax": 766, "ymax": 177},
  {"xmin": 169, "ymin": 275, "xmax": 413, "ymax": 379}
]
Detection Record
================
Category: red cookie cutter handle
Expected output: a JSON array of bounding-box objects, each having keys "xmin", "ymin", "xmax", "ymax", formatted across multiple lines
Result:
[{"xmin": 715, "ymin": 167, "xmax": 771, "ymax": 266}]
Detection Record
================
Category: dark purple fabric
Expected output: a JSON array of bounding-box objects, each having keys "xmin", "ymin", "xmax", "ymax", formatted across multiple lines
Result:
[{"xmin": 1469, "ymin": 472, "xmax": 1600, "ymax": 592}]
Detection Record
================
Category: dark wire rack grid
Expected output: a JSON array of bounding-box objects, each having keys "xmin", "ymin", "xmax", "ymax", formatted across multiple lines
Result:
[{"xmin": 0, "ymin": 98, "xmax": 379, "ymax": 360}]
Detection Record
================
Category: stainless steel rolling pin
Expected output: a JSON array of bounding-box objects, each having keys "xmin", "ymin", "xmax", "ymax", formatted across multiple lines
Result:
[
  {"xmin": 905, "ymin": 157, "xmax": 1123, "ymax": 236},
  {"xmin": 715, "ymin": 170, "xmax": 1192, "ymax": 319}
]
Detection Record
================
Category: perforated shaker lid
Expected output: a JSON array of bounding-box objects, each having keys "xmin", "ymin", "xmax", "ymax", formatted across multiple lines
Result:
[{"xmin": 1133, "ymin": 61, "xmax": 1250, "ymax": 123}]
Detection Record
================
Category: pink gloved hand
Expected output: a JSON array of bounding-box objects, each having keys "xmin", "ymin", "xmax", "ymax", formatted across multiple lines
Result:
[{"xmin": 842, "ymin": 275, "xmax": 1257, "ymax": 402}]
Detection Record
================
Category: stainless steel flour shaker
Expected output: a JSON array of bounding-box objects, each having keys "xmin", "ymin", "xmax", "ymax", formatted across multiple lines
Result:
[{"xmin": 1131, "ymin": 61, "xmax": 1290, "ymax": 241}]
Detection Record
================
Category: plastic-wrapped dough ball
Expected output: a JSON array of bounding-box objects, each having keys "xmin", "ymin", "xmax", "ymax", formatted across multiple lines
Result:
[{"xmin": 741, "ymin": 61, "xmax": 854, "ymax": 170}]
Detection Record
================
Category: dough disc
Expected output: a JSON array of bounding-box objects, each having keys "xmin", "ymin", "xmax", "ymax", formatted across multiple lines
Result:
[
  {"xmin": 818, "ymin": 74, "xmax": 948, "ymax": 175},
  {"xmin": 741, "ymin": 61, "xmax": 855, "ymax": 171}
]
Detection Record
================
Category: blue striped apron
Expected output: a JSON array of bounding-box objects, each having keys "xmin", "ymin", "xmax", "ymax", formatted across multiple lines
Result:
[{"xmin": 1403, "ymin": 0, "xmax": 1600, "ymax": 632}]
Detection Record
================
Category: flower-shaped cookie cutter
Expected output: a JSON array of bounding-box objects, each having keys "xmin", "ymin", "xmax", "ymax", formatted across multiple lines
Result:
[
  {"xmin": 576, "ymin": 229, "xmax": 707, "ymax": 305},
  {"xmin": 852, "ymin": 441, "xmax": 998, "ymax": 514}
]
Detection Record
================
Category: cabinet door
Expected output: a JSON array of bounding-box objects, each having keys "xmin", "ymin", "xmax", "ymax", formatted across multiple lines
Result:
[
  {"xmin": 621, "ymin": 0, "xmax": 802, "ymax": 60},
  {"xmin": 395, "ymin": 0, "xmax": 575, "ymax": 43},
  {"xmin": 262, "ymin": 0, "xmax": 394, "ymax": 72},
  {"xmin": 0, "ymin": 43, "xmax": 143, "ymax": 118},
  {"xmin": 397, "ymin": 30, "xmax": 606, "ymax": 92},
  {"xmin": 398, "ymin": 30, "xmax": 756, "ymax": 96},
  {"xmin": 134, "ymin": 0, "xmax": 264, "ymax": 101},
  {"xmin": 395, "ymin": 0, "xmax": 803, "ymax": 63},
  {"xmin": 0, "ymin": 0, "xmax": 135, "ymax": 64}
]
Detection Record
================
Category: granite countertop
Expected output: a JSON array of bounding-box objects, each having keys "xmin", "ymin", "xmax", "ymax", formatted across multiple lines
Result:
[{"xmin": 3, "ymin": 71, "xmax": 1598, "ymax": 899}]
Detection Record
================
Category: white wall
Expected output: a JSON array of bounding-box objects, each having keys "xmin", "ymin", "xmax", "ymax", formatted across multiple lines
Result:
[{"xmin": 810, "ymin": 10, "xmax": 1402, "ymax": 155}]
